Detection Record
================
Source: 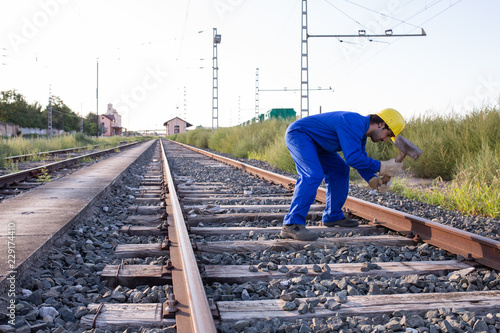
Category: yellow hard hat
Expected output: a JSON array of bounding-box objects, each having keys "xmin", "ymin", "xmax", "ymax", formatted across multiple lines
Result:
[{"xmin": 376, "ymin": 108, "xmax": 405, "ymax": 141}]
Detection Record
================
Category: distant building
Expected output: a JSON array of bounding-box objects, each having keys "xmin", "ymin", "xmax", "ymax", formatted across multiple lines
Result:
[
  {"xmin": 163, "ymin": 117, "xmax": 192, "ymax": 135},
  {"xmin": 0, "ymin": 121, "xmax": 19, "ymax": 137},
  {"xmin": 100, "ymin": 103, "xmax": 123, "ymax": 136}
]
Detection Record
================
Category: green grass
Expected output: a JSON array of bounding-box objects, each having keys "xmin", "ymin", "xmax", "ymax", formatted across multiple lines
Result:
[
  {"xmin": 0, "ymin": 134, "xmax": 144, "ymax": 167},
  {"xmin": 171, "ymin": 106, "xmax": 500, "ymax": 218}
]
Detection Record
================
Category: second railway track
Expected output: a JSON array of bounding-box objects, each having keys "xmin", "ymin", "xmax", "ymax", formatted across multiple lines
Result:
[{"xmin": 3, "ymin": 138, "xmax": 499, "ymax": 333}]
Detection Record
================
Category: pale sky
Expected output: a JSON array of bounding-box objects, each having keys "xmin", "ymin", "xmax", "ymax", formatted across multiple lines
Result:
[{"xmin": 1, "ymin": 0, "xmax": 499, "ymax": 131}]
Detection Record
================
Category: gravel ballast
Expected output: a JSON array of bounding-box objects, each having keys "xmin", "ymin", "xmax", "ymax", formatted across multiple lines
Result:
[{"xmin": 1, "ymin": 141, "xmax": 498, "ymax": 333}]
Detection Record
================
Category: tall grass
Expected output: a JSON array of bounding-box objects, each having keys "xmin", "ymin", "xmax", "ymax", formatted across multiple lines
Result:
[
  {"xmin": 170, "ymin": 106, "xmax": 500, "ymax": 217},
  {"xmin": 0, "ymin": 134, "xmax": 142, "ymax": 167},
  {"xmin": 170, "ymin": 128, "xmax": 211, "ymax": 148},
  {"xmin": 387, "ymin": 105, "xmax": 500, "ymax": 217}
]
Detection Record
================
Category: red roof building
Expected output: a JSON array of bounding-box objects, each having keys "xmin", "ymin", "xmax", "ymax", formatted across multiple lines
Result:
[
  {"xmin": 100, "ymin": 104, "xmax": 123, "ymax": 136},
  {"xmin": 163, "ymin": 117, "xmax": 192, "ymax": 135}
]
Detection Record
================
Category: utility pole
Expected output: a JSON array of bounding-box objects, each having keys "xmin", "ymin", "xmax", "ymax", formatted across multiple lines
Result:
[
  {"xmin": 212, "ymin": 28, "xmax": 221, "ymax": 130},
  {"xmin": 80, "ymin": 104, "xmax": 84, "ymax": 133},
  {"xmin": 300, "ymin": 0, "xmax": 309, "ymax": 120},
  {"xmin": 300, "ymin": 0, "xmax": 426, "ymax": 118},
  {"xmin": 96, "ymin": 58, "xmax": 99, "ymax": 137},
  {"xmin": 255, "ymin": 68, "xmax": 259, "ymax": 120},
  {"xmin": 238, "ymin": 96, "xmax": 241, "ymax": 125},
  {"xmin": 48, "ymin": 86, "xmax": 52, "ymax": 136},
  {"xmin": 183, "ymin": 86, "xmax": 187, "ymax": 120}
]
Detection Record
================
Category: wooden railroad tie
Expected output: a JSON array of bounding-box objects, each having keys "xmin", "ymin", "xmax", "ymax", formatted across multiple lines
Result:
[
  {"xmin": 119, "ymin": 225, "xmax": 385, "ymax": 236},
  {"xmin": 100, "ymin": 260, "xmax": 472, "ymax": 288},
  {"xmin": 113, "ymin": 235, "xmax": 416, "ymax": 258},
  {"xmin": 81, "ymin": 290, "xmax": 500, "ymax": 329}
]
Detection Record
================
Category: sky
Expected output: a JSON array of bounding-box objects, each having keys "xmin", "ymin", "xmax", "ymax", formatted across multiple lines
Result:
[{"xmin": 1, "ymin": 0, "xmax": 499, "ymax": 131}]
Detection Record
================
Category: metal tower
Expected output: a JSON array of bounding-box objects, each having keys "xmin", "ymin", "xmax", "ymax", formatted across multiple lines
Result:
[
  {"xmin": 48, "ymin": 86, "xmax": 52, "ymax": 136},
  {"xmin": 96, "ymin": 58, "xmax": 99, "ymax": 137},
  {"xmin": 300, "ymin": 0, "xmax": 425, "ymax": 118},
  {"xmin": 183, "ymin": 86, "xmax": 187, "ymax": 120},
  {"xmin": 212, "ymin": 28, "xmax": 221, "ymax": 130},
  {"xmin": 255, "ymin": 68, "xmax": 260, "ymax": 120},
  {"xmin": 300, "ymin": 0, "xmax": 309, "ymax": 119}
]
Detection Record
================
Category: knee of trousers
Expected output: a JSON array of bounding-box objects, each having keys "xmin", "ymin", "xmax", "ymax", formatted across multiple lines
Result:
[{"xmin": 300, "ymin": 174, "xmax": 324, "ymax": 188}]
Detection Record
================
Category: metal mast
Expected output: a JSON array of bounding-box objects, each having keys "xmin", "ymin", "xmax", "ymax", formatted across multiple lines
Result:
[
  {"xmin": 238, "ymin": 96, "xmax": 241, "ymax": 125},
  {"xmin": 48, "ymin": 86, "xmax": 52, "ymax": 136},
  {"xmin": 183, "ymin": 86, "xmax": 187, "ymax": 120},
  {"xmin": 80, "ymin": 103, "xmax": 83, "ymax": 133},
  {"xmin": 300, "ymin": 0, "xmax": 426, "ymax": 118},
  {"xmin": 300, "ymin": 0, "xmax": 309, "ymax": 119},
  {"xmin": 212, "ymin": 28, "xmax": 221, "ymax": 130},
  {"xmin": 255, "ymin": 68, "xmax": 260, "ymax": 120},
  {"xmin": 96, "ymin": 58, "xmax": 99, "ymax": 137}
]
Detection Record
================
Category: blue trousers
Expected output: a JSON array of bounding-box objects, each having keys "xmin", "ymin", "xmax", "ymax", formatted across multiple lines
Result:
[{"xmin": 283, "ymin": 129, "xmax": 349, "ymax": 225}]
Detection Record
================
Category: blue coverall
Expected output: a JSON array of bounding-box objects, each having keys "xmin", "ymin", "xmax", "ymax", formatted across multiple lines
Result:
[{"xmin": 283, "ymin": 111, "xmax": 381, "ymax": 225}]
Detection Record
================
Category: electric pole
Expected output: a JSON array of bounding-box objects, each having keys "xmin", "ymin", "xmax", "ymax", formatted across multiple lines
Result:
[
  {"xmin": 183, "ymin": 86, "xmax": 187, "ymax": 120},
  {"xmin": 48, "ymin": 86, "xmax": 52, "ymax": 136},
  {"xmin": 255, "ymin": 68, "xmax": 259, "ymax": 120},
  {"xmin": 96, "ymin": 58, "xmax": 99, "ymax": 137},
  {"xmin": 300, "ymin": 0, "xmax": 426, "ymax": 118},
  {"xmin": 212, "ymin": 28, "xmax": 221, "ymax": 130},
  {"xmin": 300, "ymin": 0, "xmax": 309, "ymax": 120}
]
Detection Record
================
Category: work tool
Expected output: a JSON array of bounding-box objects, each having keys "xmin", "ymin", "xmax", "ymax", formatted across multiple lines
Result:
[{"xmin": 382, "ymin": 135, "xmax": 422, "ymax": 183}]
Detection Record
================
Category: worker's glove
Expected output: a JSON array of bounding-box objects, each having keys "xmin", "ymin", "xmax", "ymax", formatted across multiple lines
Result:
[
  {"xmin": 369, "ymin": 176, "xmax": 383, "ymax": 190},
  {"xmin": 378, "ymin": 183, "xmax": 390, "ymax": 193},
  {"xmin": 369, "ymin": 176, "xmax": 390, "ymax": 192},
  {"xmin": 379, "ymin": 158, "xmax": 403, "ymax": 177}
]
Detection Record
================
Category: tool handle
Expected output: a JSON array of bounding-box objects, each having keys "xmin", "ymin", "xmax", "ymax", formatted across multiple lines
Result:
[{"xmin": 395, "ymin": 151, "xmax": 406, "ymax": 163}]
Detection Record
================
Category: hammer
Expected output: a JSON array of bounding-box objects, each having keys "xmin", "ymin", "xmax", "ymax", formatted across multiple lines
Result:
[{"xmin": 381, "ymin": 135, "xmax": 422, "ymax": 183}]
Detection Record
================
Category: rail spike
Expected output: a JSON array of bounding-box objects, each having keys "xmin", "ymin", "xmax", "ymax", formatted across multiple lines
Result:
[
  {"xmin": 162, "ymin": 293, "xmax": 178, "ymax": 318},
  {"xmin": 161, "ymin": 236, "xmax": 170, "ymax": 250}
]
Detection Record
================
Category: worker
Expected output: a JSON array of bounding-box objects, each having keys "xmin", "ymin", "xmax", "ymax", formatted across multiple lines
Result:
[{"xmin": 281, "ymin": 108, "xmax": 405, "ymax": 241}]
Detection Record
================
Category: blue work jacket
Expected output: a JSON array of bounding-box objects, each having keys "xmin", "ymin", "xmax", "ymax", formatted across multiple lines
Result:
[{"xmin": 287, "ymin": 111, "xmax": 381, "ymax": 182}]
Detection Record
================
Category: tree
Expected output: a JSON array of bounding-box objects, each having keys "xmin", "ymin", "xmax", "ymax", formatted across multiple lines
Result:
[
  {"xmin": 41, "ymin": 96, "xmax": 82, "ymax": 133},
  {"xmin": 83, "ymin": 112, "xmax": 97, "ymax": 136},
  {"xmin": 0, "ymin": 90, "xmax": 44, "ymax": 128},
  {"xmin": 0, "ymin": 89, "xmax": 102, "ymax": 136}
]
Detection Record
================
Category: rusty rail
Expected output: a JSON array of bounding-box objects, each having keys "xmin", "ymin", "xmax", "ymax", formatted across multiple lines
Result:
[
  {"xmin": 4, "ymin": 144, "xmax": 102, "ymax": 162},
  {"xmin": 169, "ymin": 140, "xmax": 500, "ymax": 271},
  {"xmin": 0, "ymin": 141, "xmax": 141, "ymax": 188},
  {"xmin": 159, "ymin": 140, "xmax": 217, "ymax": 333}
]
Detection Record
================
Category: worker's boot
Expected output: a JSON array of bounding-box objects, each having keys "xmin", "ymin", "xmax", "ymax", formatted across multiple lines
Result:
[
  {"xmin": 280, "ymin": 224, "xmax": 318, "ymax": 241},
  {"xmin": 322, "ymin": 217, "xmax": 359, "ymax": 228}
]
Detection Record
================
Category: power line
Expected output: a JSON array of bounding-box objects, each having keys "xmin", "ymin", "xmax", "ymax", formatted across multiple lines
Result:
[
  {"xmin": 316, "ymin": 0, "xmax": 464, "ymax": 88},
  {"xmin": 301, "ymin": 0, "xmax": 428, "ymax": 118},
  {"xmin": 413, "ymin": 0, "xmax": 463, "ymax": 28},
  {"xmin": 338, "ymin": 0, "xmax": 422, "ymax": 29},
  {"xmin": 323, "ymin": 0, "xmax": 374, "ymax": 33}
]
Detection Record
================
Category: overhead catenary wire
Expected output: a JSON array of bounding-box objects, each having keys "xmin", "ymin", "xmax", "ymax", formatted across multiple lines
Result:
[
  {"xmin": 320, "ymin": 0, "xmax": 465, "ymax": 79},
  {"xmin": 323, "ymin": 0, "xmax": 375, "ymax": 34},
  {"xmin": 339, "ymin": 0, "xmax": 423, "ymax": 29}
]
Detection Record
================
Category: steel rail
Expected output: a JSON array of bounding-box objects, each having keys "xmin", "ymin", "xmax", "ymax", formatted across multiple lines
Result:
[
  {"xmin": 169, "ymin": 140, "xmax": 500, "ymax": 271},
  {"xmin": 0, "ymin": 141, "xmax": 141, "ymax": 188},
  {"xmin": 159, "ymin": 139, "xmax": 217, "ymax": 333},
  {"xmin": 4, "ymin": 141, "xmax": 137, "ymax": 162},
  {"xmin": 4, "ymin": 144, "xmax": 102, "ymax": 162}
]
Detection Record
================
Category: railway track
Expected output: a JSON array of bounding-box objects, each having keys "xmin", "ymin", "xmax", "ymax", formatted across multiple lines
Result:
[
  {"xmin": 2, "ymin": 138, "xmax": 498, "ymax": 332},
  {"xmin": 80, "ymin": 139, "xmax": 499, "ymax": 332},
  {"xmin": 0, "ymin": 141, "xmax": 141, "ymax": 202}
]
